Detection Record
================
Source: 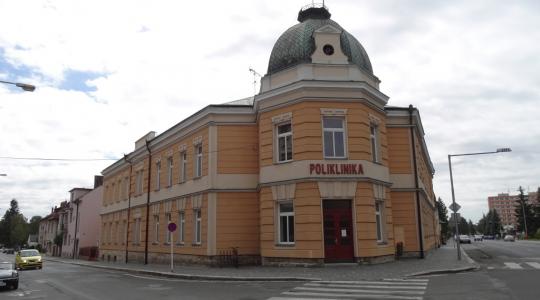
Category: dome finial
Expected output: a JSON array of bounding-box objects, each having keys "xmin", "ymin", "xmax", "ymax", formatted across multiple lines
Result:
[{"xmin": 298, "ymin": 2, "xmax": 331, "ymax": 22}]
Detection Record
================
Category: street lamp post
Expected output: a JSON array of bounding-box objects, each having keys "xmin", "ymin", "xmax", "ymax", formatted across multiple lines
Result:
[
  {"xmin": 448, "ymin": 148, "xmax": 511, "ymax": 260},
  {"xmin": 0, "ymin": 80, "xmax": 36, "ymax": 92}
]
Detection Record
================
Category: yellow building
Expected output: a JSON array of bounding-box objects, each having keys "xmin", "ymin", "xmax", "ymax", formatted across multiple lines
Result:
[{"xmin": 100, "ymin": 5, "xmax": 439, "ymax": 265}]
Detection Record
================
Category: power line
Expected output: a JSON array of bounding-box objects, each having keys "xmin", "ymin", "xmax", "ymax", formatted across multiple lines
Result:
[{"xmin": 0, "ymin": 156, "xmax": 119, "ymax": 161}]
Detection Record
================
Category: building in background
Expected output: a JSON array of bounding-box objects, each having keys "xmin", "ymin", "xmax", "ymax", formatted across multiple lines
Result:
[
  {"xmin": 100, "ymin": 4, "xmax": 439, "ymax": 265},
  {"xmin": 60, "ymin": 176, "xmax": 104, "ymax": 259},
  {"xmin": 38, "ymin": 202, "xmax": 68, "ymax": 256},
  {"xmin": 488, "ymin": 190, "xmax": 539, "ymax": 229}
]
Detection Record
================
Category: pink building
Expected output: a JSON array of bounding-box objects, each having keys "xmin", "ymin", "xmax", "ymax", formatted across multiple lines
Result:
[{"xmin": 60, "ymin": 176, "xmax": 103, "ymax": 259}]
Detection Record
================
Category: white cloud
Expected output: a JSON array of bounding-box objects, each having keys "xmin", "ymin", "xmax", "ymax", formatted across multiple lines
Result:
[{"xmin": 0, "ymin": 0, "xmax": 539, "ymax": 224}]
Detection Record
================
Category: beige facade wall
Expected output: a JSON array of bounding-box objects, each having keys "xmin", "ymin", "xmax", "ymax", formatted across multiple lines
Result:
[
  {"xmin": 217, "ymin": 125, "xmax": 258, "ymax": 174},
  {"xmin": 387, "ymin": 127, "xmax": 412, "ymax": 174},
  {"xmin": 216, "ymin": 192, "xmax": 259, "ymax": 254}
]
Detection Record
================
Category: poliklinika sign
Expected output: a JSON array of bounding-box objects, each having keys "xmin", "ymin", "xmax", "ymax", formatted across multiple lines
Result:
[{"xmin": 309, "ymin": 163, "xmax": 364, "ymax": 175}]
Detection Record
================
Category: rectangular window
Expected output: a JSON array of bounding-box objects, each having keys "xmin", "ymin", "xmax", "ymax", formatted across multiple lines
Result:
[
  {"xmin": 375, "ymin": 201, "xmax": 384, "ymax": 242},
  {"xmin": 123, "ymin": 177, "xmax": 129, "ymax": 200},
  {"xmin": 153, "ymin": 215, "xmax": 159, "ymax": 243},
  {"xmin": 155, "ymin": 161, "xmax": 161, "ymax": 190},
  {"xmin": 278, "ymin": 202, "xmax": 295, "ymax": 244},
  {"xmin": 180, "ymin": 152, "xmax": 187, "ymax": 182},
  {"xmin": 323, "ymin": 117, "xmax": 346, "ymax": 158},
  {"xmin": 122, "ymin": 221, "xmax": 127, "ymax": 245},
  {"xmin": 136, "ymin": 171, "xmax": 143, "ymax": 194},
  {"xmin": 165, "ymin": 213, "xmax": 172, "ymax": 244},
  {"xmin": 370, "ymin": 124, "xmax": 379, "ymax": 163},
  {"xmin": 115, "ymin": 222, "xmax": 119, "ymax": 244},
  {"xmin": 133, "ymin": 218, "xmax": 141, "ymax": 244},
  {"xmin": 178, "ymin": 211, "xmax": 185, "ymax": 244},
  {"xmin": 111, "ymin": 183, "xmax": 116, "ymax": 202},
  {"xmin": 276, "ymin": 123, "xmax": 293, "ymax": 162},
  {"xmin": 109, "ymin": 222, "xmax": 114, "ymax": 244},
  {"xmin": 193, "ymin": 209, "xmax": 201, "ymax": 244},
  {"xmin": 195, "ymin": 145, "xmax": 203, "ymax": 178},
  {"xmin": 167, "ymin": 157, "xmax": 173, "ymax": 187}
]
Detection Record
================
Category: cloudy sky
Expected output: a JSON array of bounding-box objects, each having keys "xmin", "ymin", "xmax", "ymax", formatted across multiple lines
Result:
[{"xmin": 1, "ymin": 0, "xmax": 539, "ymax": 223}]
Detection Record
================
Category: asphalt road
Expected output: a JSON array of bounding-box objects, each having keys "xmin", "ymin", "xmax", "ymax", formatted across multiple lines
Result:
[
  {"xmin": 2, "ymin": 240, "xmax": 540, "ymax": 300},
  {"xmin": 424, "ymin": 239, "xmax": 540, "ymax": 300},
  {"xmin": 0, "ymin": 253, "xmax": 298, "ymax": 300}
]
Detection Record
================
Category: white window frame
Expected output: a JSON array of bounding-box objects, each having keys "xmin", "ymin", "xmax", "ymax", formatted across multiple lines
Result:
[
  {"xmin": 277, "ymin": 201, "xmax": 295, "ymax": 245},
  {"xmin": 375, "ymin": 200, "xmax": 385, "ymax": 243},
  {"xmin": 370, "ymin": 123, "xmax": 380, "ymax": 163},
  {"xmin": 180, "ymin": 152, "xmax": 187, "ymax": 183},
  {"xmin": 178, "ymin": 211, "xmax": 185, "ymax": 244},
  {"xmin": 193, "ymin": 209, "xmax": 201, "ymax": 244},
  {"xmin": 165, "ymin": 213, "xmax": 172, "ymax": 244},
  {"xmin": 195, "ymin": 144, "xmax": 203, "ymax": 178},
  {"xmin": 153, "ymin": 215, "xmax": 159, "ymax": 243},
  {"xmin": 276, "ymin": 122, "xmax": 293, "ymax": 163},
  {"xmin": 322, "ymin": 117, "xmax": 347, "ymax": 159},
  {"xmin": 155, "ymin": 161, "xmax": 161, "ymax": 190},
  {"xmin": 167, "ymin": 157, "xmax": 173, "ymax": 187}
]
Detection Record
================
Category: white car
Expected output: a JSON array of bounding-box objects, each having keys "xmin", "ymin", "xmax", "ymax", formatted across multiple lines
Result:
[
  {"xmin": 459, "ymin": 235, "xmax": 472, "ymax": 244},
  {"xmin": 504, "ymin": 235, "xmax": 515, "ymax": 242},
  {"xmin": 0, "ymin": 262, "xmax": 18, "ymax": 290}
]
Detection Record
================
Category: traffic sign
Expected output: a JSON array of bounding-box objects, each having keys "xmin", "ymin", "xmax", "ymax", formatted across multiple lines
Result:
[
  {"xmin": 168, "ymin": 223, "xmax": 177, "ymax": 232},
  {"xmin": 450, "ymin": 213, "xmax": 461, "ymax": 223},
  {"xmin": 449, "ymin": 202, "xmax": 461, "ymax": 212}
]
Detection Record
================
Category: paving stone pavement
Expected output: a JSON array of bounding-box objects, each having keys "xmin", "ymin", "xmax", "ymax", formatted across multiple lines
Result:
[{"xmin": 44, "ymin": 242, "xmax": 477, "ymax": 281}]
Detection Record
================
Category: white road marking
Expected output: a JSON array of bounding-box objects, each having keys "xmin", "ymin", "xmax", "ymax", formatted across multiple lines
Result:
[
  {"xmin": 305, "ymin": 282, "xmax": 426, "ymax": 290},
  {"xmin": 525, "ymin": 262, "xmax": 540, "ymax": 269},
  {"xmin": 282, "ymin": 291, "xmax": 422, "ymax": 299},
  {"xmin": 504, "ymin": 262, "xmax": 523, "ymax": 269},
  {"xmin": 269, "ymin": 279, "xmax": 428, "ymax": 300}
]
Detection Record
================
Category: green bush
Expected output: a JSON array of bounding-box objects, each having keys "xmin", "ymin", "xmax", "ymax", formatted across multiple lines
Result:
[{"xmin": 534, "ymin": 229, "xmax": 540, "ymax": 240}]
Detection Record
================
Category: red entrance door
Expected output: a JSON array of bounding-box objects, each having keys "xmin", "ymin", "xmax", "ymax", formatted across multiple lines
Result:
[{"xmin": 323, "ymin": 200, "xmax": 354, "ymax": 262}]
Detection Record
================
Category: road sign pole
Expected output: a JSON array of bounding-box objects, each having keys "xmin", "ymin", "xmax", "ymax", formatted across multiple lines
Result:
[
  {"xmin": 170, "ymin": 232, "xmax": 174, "ymax": 273},
  {"xmin": 448, "ymin": 155, "xmax": 461, "ymax": 260}
]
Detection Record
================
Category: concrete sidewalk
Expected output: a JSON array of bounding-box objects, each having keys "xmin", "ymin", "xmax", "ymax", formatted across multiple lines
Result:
[{"xmin": 44, "ymin": 242, "xmax": 478, "ymax": 281}]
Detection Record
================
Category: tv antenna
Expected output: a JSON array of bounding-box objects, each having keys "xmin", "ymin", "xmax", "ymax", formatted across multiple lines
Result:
[{"xmin": 249, "ymin": 67, "xmax": 262, "ymax": 95}]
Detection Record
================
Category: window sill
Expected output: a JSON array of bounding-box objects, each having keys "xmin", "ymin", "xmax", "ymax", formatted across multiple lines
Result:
[
  {"xmin": 193, "ymin": 176, "xmax": 202, "ymax": 180},
  {"xmin": 275, "ymin": 159, "xmax": 293, "ymax": 165},
  {"xmin": 175, "ymin": 243, "xmax": 185, "ymax": 246},
  {"xmin": 132, "ymin": 243, "xmax": 141, "ymax": 246},
  {"xmin": 324, "ymin": 156, "xmax": 348, "ymax": 160},
  {"xmin": 275, "ymin": 243, "xmax": 295, "ymax": 247},
  {"xmin": 152, "ymin": 242, "xmax": 159, "ymax": 245},
  {"xmin": 377, "ymin": 241, "xmax": 388, "ymax": 246},
  {"xmin": 192, "ymin": 243, "xmax": 202, "ymax": 247}
]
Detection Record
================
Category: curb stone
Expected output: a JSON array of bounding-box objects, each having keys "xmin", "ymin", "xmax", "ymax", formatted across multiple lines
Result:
[
  {"xmin": 407, "ymin": 246, "xmax": 480, "ymax": 277},
  {"xmin": 44, "ymin": 258, "xmax": 319, "ymax": 282}
]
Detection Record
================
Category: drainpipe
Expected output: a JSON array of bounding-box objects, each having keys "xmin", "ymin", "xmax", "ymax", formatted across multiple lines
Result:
[
  {"xmin": 409, "ymin": 104, "xmax": 425, "ymax": 259},
  {"xmin": 72, "ymin": 199, "xmax": 80, "ymax": 259},
  {"xmin": 144, "ymin": 141, "xmax": 152, "ymax": 265},
  {"xmin": 124, "ymin": 154, "xmax": 132, "ymax": 264}
]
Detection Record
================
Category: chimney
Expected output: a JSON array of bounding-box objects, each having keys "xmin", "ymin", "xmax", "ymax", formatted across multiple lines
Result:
[{"xmin": 94, "ymin": 175, "xmax": 104, "ymax": 188}]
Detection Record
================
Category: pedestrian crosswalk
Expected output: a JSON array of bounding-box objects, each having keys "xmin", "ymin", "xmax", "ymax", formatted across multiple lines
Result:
[
  {"xmin": 267, "ymin": 278, "xmax": 429, "ymax": 300},
  {"xmin": 500, "ymin": 262, "xmax": 540, "ymax": 270}
]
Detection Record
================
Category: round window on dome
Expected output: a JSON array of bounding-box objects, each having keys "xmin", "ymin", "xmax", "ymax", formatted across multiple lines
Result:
[{"xmin": 323, "ymin": 44, "xmax": 334, "ymax": 56}]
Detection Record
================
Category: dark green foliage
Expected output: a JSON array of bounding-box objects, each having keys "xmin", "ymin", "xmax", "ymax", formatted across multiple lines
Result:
[
  {"xmin": 0, "ymin": 199, "xmax": 29, "ymax": 247},
  {"xmin": 514, "ymin": 186, "xmax": 536, "ymax": 236},
  {"xmin": 436, "ymin": 198, "xmax": 450, "ymax": 238}
]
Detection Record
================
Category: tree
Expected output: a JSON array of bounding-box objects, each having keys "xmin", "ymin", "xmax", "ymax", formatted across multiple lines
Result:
[
  {"xmin": 436, "ymin": 198, "xmax": 449, "ymax": 239},
  {"xmin": 468, "ymin": 219, "xmax": 476, "ymax": 235},
  {"xmin": 478, "ymin": 209, "xmax": 502, "ymax": 236},
  {"xmin": 477, "ymin": 213, "xmax": 487, "ymax": 234},
  {"xmin": 28, "ymin": 216, "xmax": 42, "ymax": 235},
  {"xmin": 0, "ymin": 199, "xmax": 28, "ymax": 247},
  {"xmin": 514, "ymin": 186, "xmax": 535, "ymax": 237}
]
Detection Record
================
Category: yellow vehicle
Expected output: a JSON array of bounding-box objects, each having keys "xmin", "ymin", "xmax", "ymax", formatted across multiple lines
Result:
[{"xmin": 15, "ymin": 249, "xmax": 42, "ymax": 270}]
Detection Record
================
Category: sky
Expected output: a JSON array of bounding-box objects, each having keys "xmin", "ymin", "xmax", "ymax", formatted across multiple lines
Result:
[{"xmin": 0, "ymin": 0, "xmax": 539, "ymax": 223}]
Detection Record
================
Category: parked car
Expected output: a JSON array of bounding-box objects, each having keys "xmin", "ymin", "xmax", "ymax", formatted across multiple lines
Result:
[
  {"xmin": 4, "ymin": 248, "xmax": 15, "ymax": 254},
  {"xmin": 0, "ymin": 262, "xmax": 18, "ymax": 289},
  {"xmin": 504, "ymin": 235, "xmax": 515, "ymax": 242},
  {"xmin": 15, "ymin": 249, "xmax": 42, "ymax": 270},
  {"xmin": 474, "ymin": 235, "xmax": 483, "ymax": 241},
  {"xmin": 483, "ymin": 235, "xmax": 495, "ymax": 240},
  {"xmin": 459, "ymin": 235, "xmax": 472, "ymax": 244}
]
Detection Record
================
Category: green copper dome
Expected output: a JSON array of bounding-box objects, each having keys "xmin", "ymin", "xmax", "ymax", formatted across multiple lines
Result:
[{"xmin": 267, "ymin": 6, "xmax": 373, "ymax": 75}]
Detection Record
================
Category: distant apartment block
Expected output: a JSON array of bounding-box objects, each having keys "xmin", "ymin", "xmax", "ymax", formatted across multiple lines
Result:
[{"xmin": 488, "ymin": 191, "xmax": 538, "ymax": 228}]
